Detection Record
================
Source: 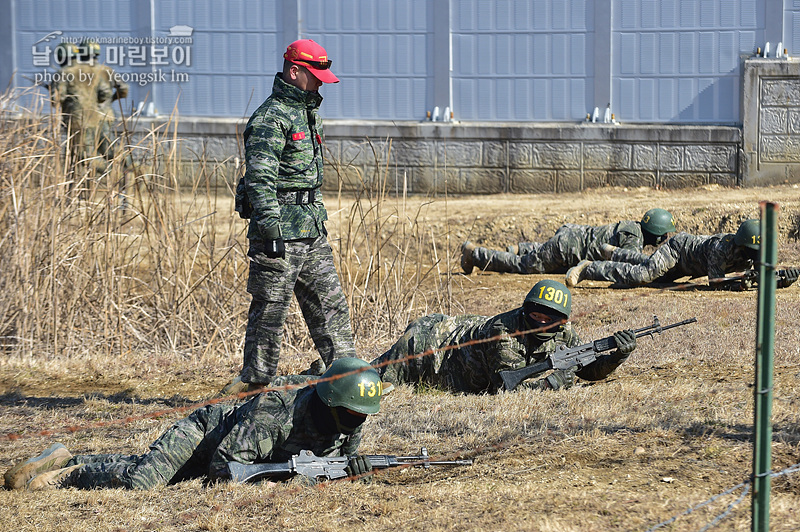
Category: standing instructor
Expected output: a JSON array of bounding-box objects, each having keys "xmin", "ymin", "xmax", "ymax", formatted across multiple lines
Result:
[{"xmin": 230, "ymin": 39, "xmax": 355, "ymax": 391}]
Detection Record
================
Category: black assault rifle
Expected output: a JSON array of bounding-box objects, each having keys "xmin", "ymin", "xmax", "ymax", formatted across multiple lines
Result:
[
  {"xmin": 500, "ymin": 315, "xmax": 697, "ymax": 391},
  {"xmin": 227, "ymin": 448, "xmax": 473, "ymax": 483},
  {"xmin": 719, "ymin": 267, "xmax": 799, "ymax": 290}
]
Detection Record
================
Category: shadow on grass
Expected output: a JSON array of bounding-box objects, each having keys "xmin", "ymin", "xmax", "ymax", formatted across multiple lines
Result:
[{"xmin": 0, "ymin": 390, "xmax": 196, "ymax": 409}]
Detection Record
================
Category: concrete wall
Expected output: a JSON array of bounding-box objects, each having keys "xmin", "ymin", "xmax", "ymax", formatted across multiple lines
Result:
[
  {"xmin": 143, "ymin": 116, "xmax": 741, "ymax": 195},
  {"xmin": 74, "ymin": 57, "xmax": 800, "ymax": 194},
  {"xmin": 743, "ymin": 57, "xmax": 800, "ymax": 185}
]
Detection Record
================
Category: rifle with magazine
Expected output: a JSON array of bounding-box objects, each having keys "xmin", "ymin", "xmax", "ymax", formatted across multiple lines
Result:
[
  {"xmin": 500, "ymin": 316, "xmax": 697, "ymax": 391},
  {"xmin": 718, "ymin": 267, "xmax": 799, "ymax": 290},
  {"xmin": 227, "ymin": 448, "xmax": 473, "ymax": 483}
]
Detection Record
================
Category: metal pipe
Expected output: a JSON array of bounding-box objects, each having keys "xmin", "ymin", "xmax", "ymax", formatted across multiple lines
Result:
[{"xmin": 752, "ymin": 201, "xmax": 779, "ymax": 532}]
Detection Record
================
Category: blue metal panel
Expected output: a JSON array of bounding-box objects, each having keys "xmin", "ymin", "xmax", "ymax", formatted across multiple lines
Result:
[
  {"xmin": 301, "ymin": 0, "xmax": 431, "ymax": 120},
  {"xmin": 613, "ymin": 0, "xmax": 765, "ymax": 123},
  {"xmin": 153, "ymin": 0, "xmax": 280, "ymax": 117},
  {"xmin": 5, "ymin": 0, "xmax": 784, "ymax": 123},
  {"xmin": 13, "ymin": 0, "xmax": 136, "ymax": 112},
  {"xmin": 787, "ymin": 2, "xmax": 800, "ymax": 55},
  {"xmin": 794, "ymin": 11, "xmax": 800, "ymax": 53},
  {"xmin": 453, "ymin": 0, "xmax": 593, "ymax": 121}
]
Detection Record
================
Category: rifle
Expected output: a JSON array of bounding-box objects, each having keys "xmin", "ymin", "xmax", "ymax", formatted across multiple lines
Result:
[
  {"xmin": 227, "ymin": 448, "xmax": 473, "ymax": 483},
  {"xmin": 718, "ymin": 267, "xmax": 799, "ymax": 290},
  {"xmin": 500, "ymin": 315, "xmax": 697, "ymax": 391}
]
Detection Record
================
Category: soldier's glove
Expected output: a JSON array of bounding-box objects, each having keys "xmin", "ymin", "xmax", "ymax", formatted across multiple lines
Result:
[
  {"xmin": 345, "ymin": 455, "xmax": 373, "ymax": 482},
  {"xmin": 778, "ymin": 268, "xmax": 799, "ymax": 288},
  {"xmin": 613, "ymin": 329, "xmax": 637, "ymax": 356},
  {"xmin": 544, "ymin": 368, "xmax": 575, "ymax": 391},
  {"xmin": 264, "ymin": 238, "xmax": 285, "ymax": 259}
]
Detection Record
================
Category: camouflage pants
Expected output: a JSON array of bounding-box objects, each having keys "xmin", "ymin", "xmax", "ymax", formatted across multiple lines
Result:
[
  {"xmin": 584, "ymin": 245, "xmax": 680, "ymax": 285},
  {"xmin": 370, "ymin": 314, "xmax": 450, "ymax": 387},
  {"xmin": 243, "ymin": 234, "xmax": 355, "ymax": 384},
  {"xmin": 62, "ymin": 404, "xmax": 234, "ymax": 489},
  {"xmin": 474, "ymin": 225, "xmax": 589, "ymax": 274}
]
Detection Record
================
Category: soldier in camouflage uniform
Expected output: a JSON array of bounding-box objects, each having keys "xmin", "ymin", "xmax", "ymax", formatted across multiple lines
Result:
[
  {"xmin": 461, "ymin": 208, "xmax": 676, "ymax": 275},
  {"xmin": 565, "ymin": 219, "xmax": 799, "ymax": 289},
  {"xmin": 7, "ymin": 358, "xmax": 382, "ymax": 490},
  {"xmin": 370, "ymin": 280, "xmax": 637, "ymax": 394},
  {"xmin": 77, "ymin": 39, "xmax": 130, "ymax": 171},
  {"xmin": 231, "ymin": 39, "xmax": 354, "ymax": 390},
  {"xmin": 49, "ymin": 41, "xmax": 128, "ymax": 173}
]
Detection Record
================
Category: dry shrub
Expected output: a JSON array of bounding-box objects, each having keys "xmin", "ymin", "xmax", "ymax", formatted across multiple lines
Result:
[
  {"xmin": 0, "ymin": 90, "xmax": 456, "ymax": 378},
  {"xmin": 0, "ymin": 88, "xmax": 247, "ymax": 374}
]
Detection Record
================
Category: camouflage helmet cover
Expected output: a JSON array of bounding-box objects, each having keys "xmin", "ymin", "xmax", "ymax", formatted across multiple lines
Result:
[
  {"xmin": 734, "ymin": 219, "xmax": 760, "ymax": 249},
  {"xmin": 641, "ymin": 208, "xmax": 677, "ymax": 236},
  {"xmin": 315, "ymin": 357, "xmax": 383, "ymax": 415},
  {"xmin": 523, "ymin": 279, "xmax": 572, "ymax": 317}
]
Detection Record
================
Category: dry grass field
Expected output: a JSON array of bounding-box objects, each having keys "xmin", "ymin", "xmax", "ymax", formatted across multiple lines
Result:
[{"xmin": 1, "ymin": 105, "xmax": 800, "ymax": 530}]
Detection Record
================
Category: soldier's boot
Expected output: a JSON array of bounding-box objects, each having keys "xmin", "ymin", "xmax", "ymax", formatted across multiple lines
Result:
[
  {"xmin": 26, "ymin": 465, "xmax": 82, "ymax": 491},
  {"xmin": 460, "ymin": 241, "xmax": 477, "ymax": 274},
  {"xmin": 217, "ymin": 375, "xmax": 248, "ymax": 398},
  {"xmin": 506, "ymin": 244, "xmax": 520, "ymax": 254},
  {"xmin": 600, "ymin": 243, "xmax": 619, "ymax": 260},
  {"xmin": 565, "ymin": 260, "xmax": 592, "ymax": 287},
  {"xmin": 246, "ymin": 383, "xmax": 270, "ymax": 393},
  {"xmin": 4, "ymin": 443, "xmax": 73, "ymax": 490},
  {"xmin": 301, "ymin": 358, "xmax": 327, "ymax": 376}
]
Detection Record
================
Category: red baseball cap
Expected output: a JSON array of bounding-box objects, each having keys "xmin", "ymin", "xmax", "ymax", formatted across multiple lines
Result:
[{"xmin": 284, "ymin": 39, "xmax": 339, "ymax": 84}]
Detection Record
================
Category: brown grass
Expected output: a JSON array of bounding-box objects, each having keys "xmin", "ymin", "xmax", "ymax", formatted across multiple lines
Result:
[{"xmin": 2, "ymin": 90, "xmax": 800, "ymax": 531}]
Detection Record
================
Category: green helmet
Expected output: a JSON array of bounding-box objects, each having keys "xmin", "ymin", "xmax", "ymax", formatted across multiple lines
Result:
[
  {"xmin": 315, "ymin": 357, "xmax": 383, "ymax": 415},
  {"xmin": 523, "ymin": 279, "xmax": 571, "ymax": 318},
  {"xmin": 734, "ymin": 219, "xmax": 760, "ymax": 249},
  {"xmin": 79, "ymin": 38, "xmax": 101, "ymax": 59},
  {"xmin": 641, "ymin": 208, "xmax": 676, "ymax": 236},
  {"xmin": 54, "ymin": 43, "xmax": 78, "ymax": 67}
]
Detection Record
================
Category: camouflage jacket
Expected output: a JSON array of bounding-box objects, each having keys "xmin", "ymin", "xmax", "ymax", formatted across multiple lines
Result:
[
  {"xmin": 50, "ymin": 62, "xmax": 110, "ymax": 129},
  {"xmin": 94, "ymin": 62, "xmax": 128, "ymax": 123},
  {"xmin": 242, "ymin": 73, "xmax": 328, "ymax": 241},
  {"xmin": 575, "ymin": 221, "xmax": 644, "ymax": 260},
  {"xmin": 428, "ymin": 309, "xmax": 582, "ymax": 393},
  {"xmin": 207, "ymin": 375, "xmax": 362, "ymax": 480},
  {"xmin": 663, "ymin": 232, "xmax": 752, "ymax": 281}
]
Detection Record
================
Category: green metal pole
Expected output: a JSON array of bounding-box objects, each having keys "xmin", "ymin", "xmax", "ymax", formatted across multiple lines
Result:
[{"xmin": 752, "ymin": 202, "xmax": 778, "ymax": 532}]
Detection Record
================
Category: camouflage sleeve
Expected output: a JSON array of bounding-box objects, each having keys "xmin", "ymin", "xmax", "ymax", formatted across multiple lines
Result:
[
  {"xmin": 705, "ymin": 237, "xmax": 735, "ymax": 282},
  {"xmin": 95, "ymin": 73, "xmax": 113, "ymax": 105},
  {"xmin": 616, "ymin": 221, "xmax": 644, "ymax": 251},
  {"xmin": 516, "ymin": 324, "xmax": 582, "ymax": 391},
  {"xmin": 243, "ymin": 110, "xmax": 288, "ymax": 241},
  {"xmin": 101, "ymin": 65, "xmax": 128, "ymax": 100},
  {"xmin": 484, "ymin": 331, "xmax": 528, "ymax": 392},
  {"xmin": 207, "ymin": 395, "xmax": 284, "ymax": 480},
  {"xmin": 338, "ymin": 429, "xmax": 363, "ymax": 456}
]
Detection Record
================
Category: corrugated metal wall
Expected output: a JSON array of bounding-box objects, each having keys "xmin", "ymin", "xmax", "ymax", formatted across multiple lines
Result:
[
  {"xmin": 5, "ymin": 0, "xmax": 799, "ymax": 123},
  {"xmin": 452, "ymin": 0, "xmax": 594, "ymax": 121},
  {"xmin": 613, "ymin": 0, "xmax": 759, "ymax": 123}
]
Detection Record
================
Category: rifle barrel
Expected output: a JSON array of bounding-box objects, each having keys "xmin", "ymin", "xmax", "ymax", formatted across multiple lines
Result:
[
  {"xmin": 635, "ymin": 317, "xmax": 697, "ymax": 338},
  {"xmin": 500, "ymin": 316, "xmax": 698, "ymax": 391}
]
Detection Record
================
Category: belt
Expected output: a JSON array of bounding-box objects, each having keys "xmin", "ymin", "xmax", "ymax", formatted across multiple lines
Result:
[{"xmin": 277, "ymin": 189, "xmax": 317, "ymax": 205}]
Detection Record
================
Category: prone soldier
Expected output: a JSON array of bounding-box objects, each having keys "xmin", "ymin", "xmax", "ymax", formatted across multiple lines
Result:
[
  {"xmin": 461, "ymin": 208, "xmax": 676, "ymax": 275},
  {"xmin": 370, "ymin": 280, "xmax": 637, "ymax": 394},
  {"xmin": 5, "ymin": 358, "xmax": 384, "ymax": 490},
  {"xmin": 566, "ymin": 219, "xmax": 798, "ymax": 289}
]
